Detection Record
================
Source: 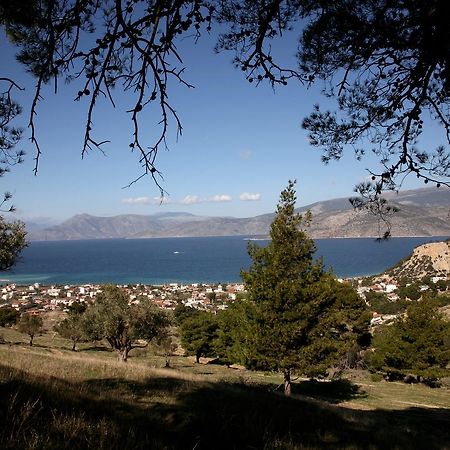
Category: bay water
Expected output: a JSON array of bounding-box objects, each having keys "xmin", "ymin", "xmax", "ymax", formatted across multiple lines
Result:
[{"xmin": 2, "ymin": 236, "xmax": 448, "ymax": 285}]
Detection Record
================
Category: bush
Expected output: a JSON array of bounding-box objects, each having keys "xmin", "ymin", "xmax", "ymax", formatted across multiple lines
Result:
[
  {"xmin": 370, "ymin": 373, "xmax": 383, "ymax": 382},
  {"xmin": 396, "ymin": 284, "xmax": 421, "ymax": 301},
  {"xmin": 365, "ymin": 291, "xmax": 407, "ymax": 314},
  {"xmin": 0, "ymin": 307, "xmax": 20, "ymax": 327}
]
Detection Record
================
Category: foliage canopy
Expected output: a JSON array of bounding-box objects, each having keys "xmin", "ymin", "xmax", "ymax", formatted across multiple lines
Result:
[
  {"xmin": 0, "ymin": 215, "xmax": 27, "ymax": 271},
  {"xmin": 0, "ymin": 0, "xmax": 448, "ymax": 204}
]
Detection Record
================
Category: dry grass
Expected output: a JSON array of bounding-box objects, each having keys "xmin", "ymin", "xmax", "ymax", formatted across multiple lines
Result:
[{"xmin": 0, "ymin": 329, "xmax": 449, "ymax": 449}]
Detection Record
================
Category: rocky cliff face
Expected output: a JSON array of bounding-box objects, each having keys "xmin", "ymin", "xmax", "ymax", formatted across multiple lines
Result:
[{"xmin": 387, "ymin": 241, "xmax": 450, "ymax": 279}]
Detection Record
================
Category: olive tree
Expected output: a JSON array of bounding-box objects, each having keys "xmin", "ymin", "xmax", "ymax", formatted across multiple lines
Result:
[
  {"xmin": 83, "ymin": 285, "xmax": 171, "ymax": 362},
  {"xmin": 17, "ymin": 313, "xmax": 43, "ymax": 346},
  {"xmin": 54, "ymin": 312, "xmax": 86, "ymax": 351}
]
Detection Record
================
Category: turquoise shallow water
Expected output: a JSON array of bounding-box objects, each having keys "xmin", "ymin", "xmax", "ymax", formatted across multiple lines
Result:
[{"xmin": 2, "ymin": 236, "xmax": 447, "ymax": 285}]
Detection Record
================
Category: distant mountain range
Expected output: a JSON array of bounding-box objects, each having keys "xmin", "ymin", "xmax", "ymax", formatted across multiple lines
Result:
[{"xmin": 28, "ymin": 187, "xmax": 450, "ymax": 241}]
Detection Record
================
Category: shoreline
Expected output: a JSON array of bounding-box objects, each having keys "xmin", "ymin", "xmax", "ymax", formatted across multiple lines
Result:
[{"xmin": 27, "ymin": 234, "xmax": 450, "ymax": 243}]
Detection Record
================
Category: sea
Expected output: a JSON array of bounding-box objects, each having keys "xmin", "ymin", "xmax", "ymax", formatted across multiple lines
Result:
[{"xmin": 2, "ymin": 236, "xmax": 448, "ymax": 286}]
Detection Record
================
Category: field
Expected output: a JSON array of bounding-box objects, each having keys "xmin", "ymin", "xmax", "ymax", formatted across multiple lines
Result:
[{"xmin": 0, "ymin": 327, "xmax": 449, "ymax": 449}]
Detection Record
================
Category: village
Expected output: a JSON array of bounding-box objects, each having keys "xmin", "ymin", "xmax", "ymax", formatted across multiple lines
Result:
[
  {"xmin": 0, "ymin": 281, "xmax": 247, "ymax": 315},
  {"xmin": 354, "ymin": 273, "xmax": 450, "ymax": 325},
  {"xmin": 1, "ymin": 271, "xmax": 449, "ymax": 328}
]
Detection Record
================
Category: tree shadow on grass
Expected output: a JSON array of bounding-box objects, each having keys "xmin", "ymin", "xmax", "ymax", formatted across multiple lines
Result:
[
  {"xmin": 82, "ymin": 345, "xmax": 111, "ymax": 353},
  {"xmin": 0, "ymin": 340, "xmax": 24, "ymax": 346},
  {"xmin": 18, "ymin": 342, "xmax": 66, "ymax": 351},
  {"xmin": 292, "ymin": 378, "xmax": 367, "ymax": 403},
  {"xmin": 0, "ymin": 363, "xmax": 449, "ymax": 449},
  {"xmin": 85, "ymin": 376, "xmax": 191, "ymax": 401}
]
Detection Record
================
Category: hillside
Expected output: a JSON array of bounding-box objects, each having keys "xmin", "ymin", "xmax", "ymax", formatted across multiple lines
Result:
[
  {"xmin": 29, "ymin": 187, "xmax": 450, "ymax": 241},
  {"xmin": 1, "ymin": 329, "xmax": 449, "ymax": 450},
  {"xmin": 309, "ymin": 204, "xmax": 450, "ymax": 238},
  {"xmin": 387, "ymin": 240, "xmax": 450, "ymax": 279}
]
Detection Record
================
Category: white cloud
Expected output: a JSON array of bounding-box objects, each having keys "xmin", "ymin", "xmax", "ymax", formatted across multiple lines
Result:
[
  {"xmin": 239, "ymin": 149, "xmax": 253, "ymax": 160},
  {"xmin": 123, "ymin": 194, "xmax": 232, "ymax": 206},
  {"xmin": 240, "ymin": 192, "xmax": 261, "ymax": 201},
  {"xmin": 122, "ymin": 196, "xmax": 170, "ymax": 205},
  {"xmin": 122, "ymin": 196, "xmax": 153, "ymax": 205},
  {"xmin": 209, "ymin": 194, "xmax": 232, "ymax": 202},
  {"xmin": 180, "ymin": 194, "xmax": 232, "ymax": 204},
  {"xmin": 181, "ymin": 195, "xmax": 202, "ymax": 205}
]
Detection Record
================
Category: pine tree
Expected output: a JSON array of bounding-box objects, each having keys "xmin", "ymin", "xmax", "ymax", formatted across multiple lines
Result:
[
  {"xmin": 371, "ymin": 297, "xmax": 450, "ymax": 382},
  {"xmin": 0, "ymin": 216, "xmax": 27, "ymax": 271},
  {"xmin": 179, "ymin": 310, "xmax": 219, "ymax": 363},
  {"xmin": 240, "ymin": 181, "xmax": 370, "ymax": 395}
]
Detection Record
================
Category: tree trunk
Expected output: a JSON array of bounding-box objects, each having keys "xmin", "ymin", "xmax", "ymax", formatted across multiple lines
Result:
[
  {"xmin": 29, "ymin": 334, "xmax": 34, "ymax": 346},
  {"xmin": 72, "ymin": 340, "xmax": 76, "ymax": 351},
  {"xmin": 118, "ymin": 347, "xmax": 129, "ymax": 362},
  {"xmin": 284, "ymin": 368, "xmax": 292, "ymax": 396}
]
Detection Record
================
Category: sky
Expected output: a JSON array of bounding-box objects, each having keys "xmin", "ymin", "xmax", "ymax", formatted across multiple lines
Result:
[{"xmin": 0, "ymin": 24, "xmax": 435, "ymax": 225}]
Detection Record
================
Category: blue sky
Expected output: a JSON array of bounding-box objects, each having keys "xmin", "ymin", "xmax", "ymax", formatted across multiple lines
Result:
[{"xmin": 0, "ymin": 27, "xmax": 432, "ymax": 224}]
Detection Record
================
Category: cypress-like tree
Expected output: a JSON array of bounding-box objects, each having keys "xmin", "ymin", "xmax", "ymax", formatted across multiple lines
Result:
[{"xmin": 240, "ymin": 181, "xmax": 370, "ymax": 395}]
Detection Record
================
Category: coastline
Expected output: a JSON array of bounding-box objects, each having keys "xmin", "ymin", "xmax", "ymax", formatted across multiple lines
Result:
[
  {"xmin": 4, "ymin": 235, "xmax": 448, "ymax": 286},
  {"xmin": 28, "ymin": 234, "xmax": 450, "ymax": 243}
]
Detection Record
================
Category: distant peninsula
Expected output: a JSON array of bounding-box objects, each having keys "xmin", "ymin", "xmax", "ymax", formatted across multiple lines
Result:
[{"xmin": 29, "ymin": 187, "xmax": 450, "ymax": 241}]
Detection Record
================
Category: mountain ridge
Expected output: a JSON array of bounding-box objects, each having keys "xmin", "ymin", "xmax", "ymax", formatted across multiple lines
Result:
[{"xmin": 28, "ymin": 187, "xmax": 450, "ymax": 241}]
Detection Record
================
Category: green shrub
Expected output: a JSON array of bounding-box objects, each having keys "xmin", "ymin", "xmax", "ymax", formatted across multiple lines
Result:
[
  {"xmin": 366, "ymin": 291, "xmax": 407, "ymax": 314},
  {"xmin": 370, "ymin": 373, "xmax": 383, "ymax": 382}
]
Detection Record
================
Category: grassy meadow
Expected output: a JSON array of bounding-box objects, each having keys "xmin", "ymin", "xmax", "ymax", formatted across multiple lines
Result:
[{"xmin": 0, "ymin": 327, "xmax": 449, "ymax": 449}]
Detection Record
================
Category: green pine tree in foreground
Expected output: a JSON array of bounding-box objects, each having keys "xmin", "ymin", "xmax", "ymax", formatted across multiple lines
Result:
[{"xmin": 238, "ymin": 181, "xmax": 370, "ymax": 395}]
